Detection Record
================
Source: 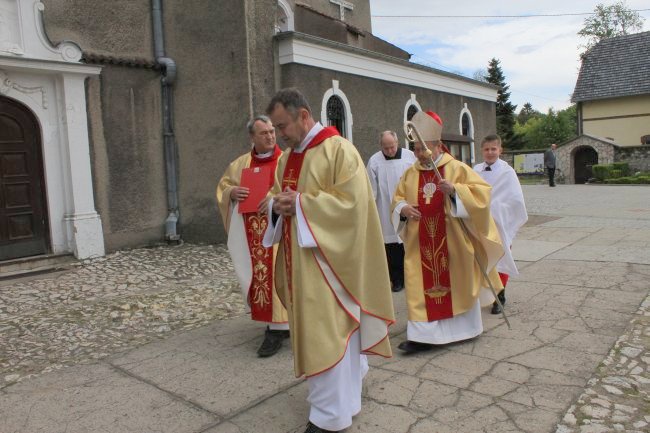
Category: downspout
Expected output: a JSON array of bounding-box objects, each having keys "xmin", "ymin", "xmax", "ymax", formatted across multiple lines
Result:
[{"xmin": 152, "ymin": 0, "xmax": 180, "ymax": 242}]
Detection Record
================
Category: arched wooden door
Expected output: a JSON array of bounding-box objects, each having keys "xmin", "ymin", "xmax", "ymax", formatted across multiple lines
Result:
[
  {"xmin": 574, "ymin": 146, "xmax": 599, "ymax": 184},
  {"xmin": 0, "ymin": 96, "xmax": 49, "ymax": 260}
]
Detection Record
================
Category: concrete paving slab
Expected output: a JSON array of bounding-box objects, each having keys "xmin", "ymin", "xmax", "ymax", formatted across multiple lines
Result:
[
  {"xmin": 514, "ymin": 260, "xmax": 643, "ymax": 289},
  {"xmin": 363, "ymin": 367, "xmax": 422, "ymax": 407},
  {"xmin": 548, "ymin": 244, "xmax": 650, "ymax": 265},
  {"xmin": 517, "ymin": 226, "xmax": 598, "ymax": 242},
  {"xmin": 109, "ymin": 317, "xmax": 299, "ymax": 417},
  {"xmin": 0, "ymin": 363, "xmax": 218, "ymax": 433},
  {"xmin": 349, "ymin": 399, "xmax": 421, "ymax": 432},
  {"xmin": 212, "ymin": 382, "xmax": 310, "ymax": 433},
  {"xmin": 512, "ymin": 239, "xmax": 571, "ymax": 261}
]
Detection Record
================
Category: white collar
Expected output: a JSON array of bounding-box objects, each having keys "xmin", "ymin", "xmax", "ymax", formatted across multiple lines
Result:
[
  {"xmin": 253, "ymin": 148, "xmax": 274, "ymax": 159},
  {"xmin": 295, "ymin": 122, "xmax": 324, "ymax": 154}
]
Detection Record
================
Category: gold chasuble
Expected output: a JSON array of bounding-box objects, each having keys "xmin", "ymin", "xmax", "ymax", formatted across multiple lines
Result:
[
  {"xmin": 393, "ymin": 153, "xmax": 503, "ymax": 322},
  {"xmin": 216, "ymin": 146, "xmax": 288, "ymax": 324},
  {"xmin": 273, "ymin": 128, "xmax": 395, "ymax": 377}
]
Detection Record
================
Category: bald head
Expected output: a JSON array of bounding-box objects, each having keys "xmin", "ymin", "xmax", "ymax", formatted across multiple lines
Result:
[{"xmin": 379, "ymin": 131, "xmax": 399, "ymax": 158}]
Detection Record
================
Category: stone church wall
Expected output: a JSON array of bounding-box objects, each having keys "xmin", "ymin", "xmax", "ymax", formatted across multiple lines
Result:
[
  {"xmin": 42, "ymin": 0, "xmax": 168, "ymax": 250},
  {"xmin": 280, "ymin": 63, "xmax": 496, "ymax": 163},
  {"xmin": 42, "ymin": 0, "xmax": 269, "ymax": 247}
]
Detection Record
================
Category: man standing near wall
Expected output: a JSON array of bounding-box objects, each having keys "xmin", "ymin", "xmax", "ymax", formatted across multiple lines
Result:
[
  {"xmin": 367, "ymin": 131, "xmax": 416, "ymax": 292},
  {"xmin": 263, "ymin": 88, "xmax": 394, "ymax": 433},
  {"xmin": 544, "ymin": 143, "xmax": 558, "ymax": 187},
  {"xmin": 216, "ymin": 115, "xmax": 289, "ymax": 357}
]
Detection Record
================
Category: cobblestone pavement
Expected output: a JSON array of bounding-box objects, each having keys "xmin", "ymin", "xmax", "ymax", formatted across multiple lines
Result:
[
  {"xmin": 556, "ymin": 294, "xmax": 650, "ymax": 433},
  {"xmin": 0, "ymin": 244, "xmax": 246, "ymax": 386}
]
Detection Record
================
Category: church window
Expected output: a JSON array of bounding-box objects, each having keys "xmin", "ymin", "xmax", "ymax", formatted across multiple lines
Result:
[
  {"xmin": 326, "ymin": 96, "xmax": 347, "ymax": 138},
  {"xmin": 275, "ymin": 0, "xmax": 294, "ymax": 33},
  {"xmin": 407, "ymin": 104, "xmax": 419, "ymax": 122},
  {"xmin": 406, "ymin": 104, "xmax": 419, "ymax": 151},
  {"xmin": 461, "ymin": 113, "xmax": 470, "ymax": 136}
]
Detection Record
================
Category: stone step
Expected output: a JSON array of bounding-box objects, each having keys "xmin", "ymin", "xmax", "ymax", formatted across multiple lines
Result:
[{"xmin": 0, "ymin": 254, "xmax": 78, "ymax": 279}]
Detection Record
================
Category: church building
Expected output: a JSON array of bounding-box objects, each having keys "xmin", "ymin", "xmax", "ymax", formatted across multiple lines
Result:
[{"xmin": 0, "ymin": 0, "xmax": 497, "ymax": 262}]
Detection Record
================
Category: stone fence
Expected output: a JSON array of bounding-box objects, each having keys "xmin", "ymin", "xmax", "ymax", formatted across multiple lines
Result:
[{"xmin": 615, "ymin": 146, "xmax": 650, "ymax": 173}]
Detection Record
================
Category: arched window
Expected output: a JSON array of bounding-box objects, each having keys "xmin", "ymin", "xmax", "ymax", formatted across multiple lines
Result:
[
  {"xmin": 326, "ymin": 96, "xmax": 346, "ymax": 137},
  {"xmin": 320, "ymin": 80, "xmax": 353, "ymax": 140},
  {"xmin": 407, "ymin": 104, "xmax": 419, "ymax": 122},
  {"xmin": 275, "ymin": 0, "xmax": 294, "ymax": 33},
  {"xmin": 461, "ymin": 113, "xmax": 470, "ymax": 136},
  {"xmin": 459, "ymin": 103, "xmax": 475, "ymax": 164},
  {"xmin": 406, "ymin": 104, "xmax": 419, "ymax": 151},
  {"xmin": 403, "ymin": 94, "xmax": 422, "ymax": 149}
]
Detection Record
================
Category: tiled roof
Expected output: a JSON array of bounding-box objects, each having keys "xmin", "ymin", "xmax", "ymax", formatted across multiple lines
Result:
[{"xmin": 571, "ymin": 31, "xmax": 650, "ymax": 102}]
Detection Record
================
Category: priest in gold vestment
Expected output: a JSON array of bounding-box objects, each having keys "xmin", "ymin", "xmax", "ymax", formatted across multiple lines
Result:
[
  {"xmin": 263, "ymin": 88, "xmax": 395, "ymax": 433},
  {"xmin": 216, "ymin": 115, "xmax": 289, "ymax": 358},
  {"xmin": 392, "ymin": 111, "xmax": 503, "ymax": 354}
]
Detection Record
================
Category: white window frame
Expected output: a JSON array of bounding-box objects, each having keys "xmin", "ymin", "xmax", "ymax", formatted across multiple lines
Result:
[
  {"xmin": 275, "ymin": 0, "xmax": 295, "ymax": 33},
  {"xmin": 403, "ymin": 93, "xmax": 422, "ymax": 148},
  {"xmin": 459, "ymin": 103, "xmax": 476, "ymax": 164},
  {"xmin": 320, "ymin": 80, "xmax": 353, "ymax": 141}
]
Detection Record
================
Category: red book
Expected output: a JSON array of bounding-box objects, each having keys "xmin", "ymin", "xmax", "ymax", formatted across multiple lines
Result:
[{"xmin": 238, "ymin": 166, "xmax": 273, "ymax": 213}]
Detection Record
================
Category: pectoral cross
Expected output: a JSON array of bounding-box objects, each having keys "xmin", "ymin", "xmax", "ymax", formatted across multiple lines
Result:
[
  {"xmin": 422, "ymin": 183, "xmax": 436, "ymax": 204},
  {"xmin": 285, "ymin": 169, "xmax": 298, "ymax": 189},
  {"xmin": 330, "ymin": 0, "xmax": 354, "ymax": 21}
]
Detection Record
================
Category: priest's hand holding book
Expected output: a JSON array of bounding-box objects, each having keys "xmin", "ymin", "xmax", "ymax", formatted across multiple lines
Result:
[{"xmin": 231, "ymin": 186, "xmax": 250, "ymax": 202}]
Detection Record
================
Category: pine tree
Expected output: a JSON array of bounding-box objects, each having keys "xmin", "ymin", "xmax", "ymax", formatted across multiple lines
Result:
[
  {"xmin": 485, "ymin": 58, "xmax": 517, "ymax": 146},
  {"xmin": 517, "ymin": 102, "xmax": 541, "ymax": 125}
]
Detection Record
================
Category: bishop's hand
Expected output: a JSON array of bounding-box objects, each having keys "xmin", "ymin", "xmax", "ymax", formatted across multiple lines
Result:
[
  {"xmin": 273, "ymin": 188, "xmax": 298, "ymax": 216},
  {"xmin": 400, "ymin": 204, "xmax": 421, "ymax": 221},
  {"xmin": 438, "ymin": 179, "xmax": 455, "ymax": 196}
]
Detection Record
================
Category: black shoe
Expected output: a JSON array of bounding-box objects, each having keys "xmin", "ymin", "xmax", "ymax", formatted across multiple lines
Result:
[
  {"xmin": 304, "ymin": 421, "xmax": 338, "ymax": 433},
  {"xmin": 397, "ymin": 340, "xmax": 434, "ymax": 354},
  {"xmin": 391, "ymin": 283, "xmax": 404, "ymax": 292},
  {"xmin": 257, "ymin": 327, "xmax": 288, "ymax": 357},
  {"xmin": 491, "ymin": 291, "xmax": 506, "ymax": 315}
]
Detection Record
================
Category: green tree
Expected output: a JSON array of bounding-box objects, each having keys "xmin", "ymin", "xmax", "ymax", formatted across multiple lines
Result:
[
  {"xmin": 578, "ymin": 1, "xmax": 645, "ymax": 55},
  {"xmin": 514, "ymin": 105, "xmax": 577, "ymax": 149},
  {"xmin": 517, "ymin": 102, "xmax": 541, "ymax": 125},
  {"xmin": 485, "ymin": 58, "xmax": 517, "ymax": 146}
]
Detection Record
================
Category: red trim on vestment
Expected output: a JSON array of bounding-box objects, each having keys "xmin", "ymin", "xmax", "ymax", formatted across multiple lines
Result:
[
  {"xmin": 305, "ymin": 326, "xmax": 360, "ymax": 378},
  {"xmin": 362, "ymin": 333, "xmax": 391, "ymax": 355},
  {"xmin": 299, "ymin": 194, "xmax": 395, "ymax": 326},
  {"xmin": 310, "ymin": 248, "xmax": 361, "ymax": 325}
]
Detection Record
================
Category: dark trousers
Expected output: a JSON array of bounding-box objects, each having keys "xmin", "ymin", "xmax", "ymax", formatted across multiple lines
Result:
[
  {"xmin": 385, "ymin": 243, "xmax": 405, "ymax": 288},
  {"xmin": 547, "ymin": 167, "xmax": 556, "ymax": 186}
]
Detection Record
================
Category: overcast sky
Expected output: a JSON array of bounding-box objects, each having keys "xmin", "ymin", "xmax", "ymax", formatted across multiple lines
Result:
[{"xmin": 369, "ymin": 0, "xmax": 650, "ymax": 113}]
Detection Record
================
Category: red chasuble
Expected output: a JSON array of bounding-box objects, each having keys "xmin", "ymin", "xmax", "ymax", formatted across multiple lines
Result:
[
  {"xmin": 417, "ymin": 166, "xmax": 454, "ymax": 321},
  {"xmin": 243, "ymin": 145, "xmax": 282, "ymax": 322},
  {"xmin": 280, "ymin": 127, "xmax": 339, "ymax": 300}
]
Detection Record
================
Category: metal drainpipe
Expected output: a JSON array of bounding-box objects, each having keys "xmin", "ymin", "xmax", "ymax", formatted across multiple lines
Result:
[{"xmin": 152, "ymin": 0, "xmax": 180, "ymax": 242}]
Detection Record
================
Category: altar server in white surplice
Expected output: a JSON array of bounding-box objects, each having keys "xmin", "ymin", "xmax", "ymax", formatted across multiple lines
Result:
[
  {"xmin": 367, "ymin": 131, "xmax": 416, "ymax": 292},
  {"xmin": 473, "ymin": 134, "xmax": 528, "ymax": 314}
]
